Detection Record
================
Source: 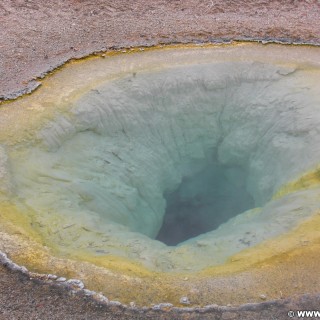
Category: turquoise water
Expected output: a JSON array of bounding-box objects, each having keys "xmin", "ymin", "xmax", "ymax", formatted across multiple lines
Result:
[{"xmin": 157, "ymin": 162, "xmax": 254, "ymax": 245}]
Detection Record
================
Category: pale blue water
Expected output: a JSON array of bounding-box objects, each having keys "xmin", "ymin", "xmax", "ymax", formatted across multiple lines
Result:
[{"xmin": 157, "ymin": 162, "xmax": 254, "ymax": 245}]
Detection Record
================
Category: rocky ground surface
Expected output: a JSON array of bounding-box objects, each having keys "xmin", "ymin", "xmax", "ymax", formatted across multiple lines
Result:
[
  {"xmin": 1, "ymin": 0, "xmax": 320, "ymax": 319},
  {"xmin": 1, "ymin": 0, "xmax": 320, "ymax": 100},
  {"xmin": 1, "ymin": 264, "xmax": 320, "ymax": 320}
]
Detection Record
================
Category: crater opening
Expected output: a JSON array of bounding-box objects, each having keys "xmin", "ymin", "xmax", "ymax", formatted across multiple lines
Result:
[
  {"xmin": 157, "ymin": 161, "xmax": 254, "ymax": 245},
  {"xmin": 1, "ymin": 45, "xmax": 320, "ymax": 280}
]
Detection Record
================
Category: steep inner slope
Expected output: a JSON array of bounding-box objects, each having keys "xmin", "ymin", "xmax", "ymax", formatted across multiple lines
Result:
[{"xmin": 4, "ymin": 52, "xmax": 320, "ymax": 272}]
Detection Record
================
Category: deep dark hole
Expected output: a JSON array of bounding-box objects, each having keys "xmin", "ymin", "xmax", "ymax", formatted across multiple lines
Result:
[{"xmin": 156, "ymin": 163, "xmax": 254, "ymax": 246}]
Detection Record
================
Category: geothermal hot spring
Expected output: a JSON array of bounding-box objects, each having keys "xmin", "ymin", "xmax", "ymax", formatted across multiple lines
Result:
[{"xmin": 1, "ymin": 44, "xmax": 320, "ymax": 306}]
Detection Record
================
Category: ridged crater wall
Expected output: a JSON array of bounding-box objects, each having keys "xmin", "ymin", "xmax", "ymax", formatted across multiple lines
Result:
[{"xmin": 0, "ymin": 44, "xmax": 320, "ymax": 305}]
